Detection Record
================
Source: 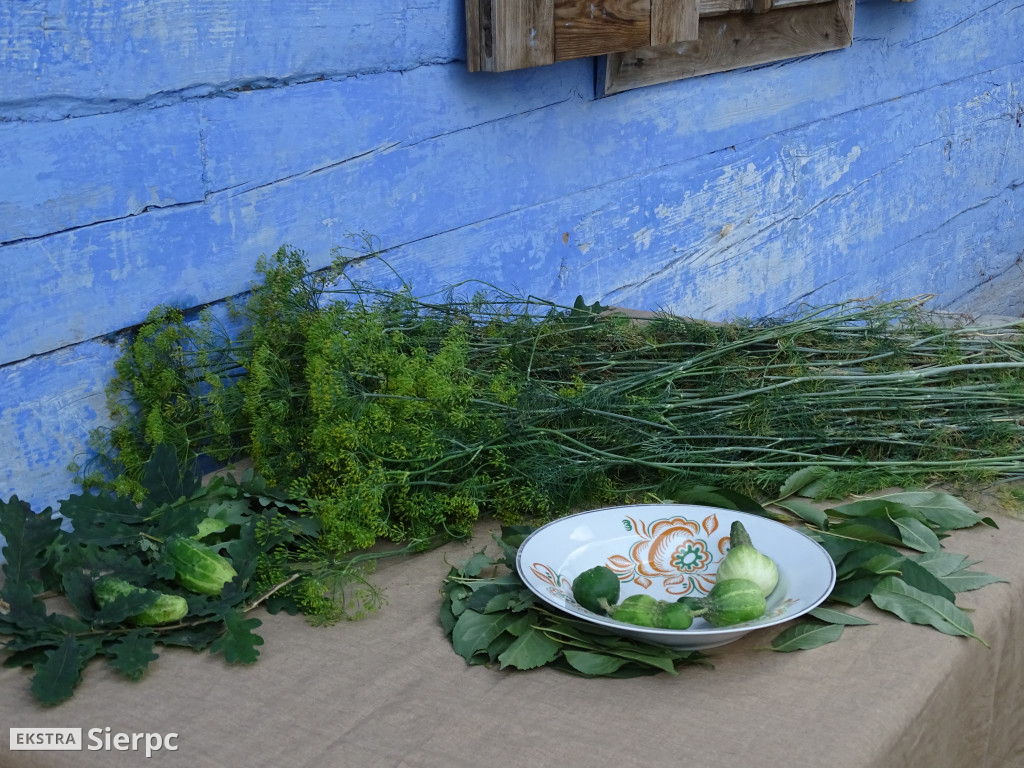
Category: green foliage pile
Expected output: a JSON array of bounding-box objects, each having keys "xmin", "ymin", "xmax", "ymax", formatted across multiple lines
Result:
[
  {"xmin": 80, "ymin": 244, "xmax": 1024, "ymax": 622},
  {"xmin": 0, "ymin": 445, "xmax": 394, "ymax": 705},
  {"xmin": 442, "ymin": 526, "xmax": 708, "ymax": 676},
  {"xmin": 441, "ymin": 474, "xmax": 1004, "ymax": 677}
]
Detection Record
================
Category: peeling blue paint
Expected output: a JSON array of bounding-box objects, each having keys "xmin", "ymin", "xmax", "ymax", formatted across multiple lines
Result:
[{"xmin": 1, "ymin": 0, "xmax": 1022, "ymax": 517}]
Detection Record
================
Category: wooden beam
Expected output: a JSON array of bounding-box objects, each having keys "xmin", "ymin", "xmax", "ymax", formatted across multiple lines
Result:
[
  {"xmin": 468, "ymin": 0, "xmax": 555, "ymax": 72},
  {"xmin": 651, "ymin": 0, "xmax": 700, "ymax": 45},
  {"xmin": 465, "ymin": 0, "xmax": 482, "ymax": 72},
  {"xmin": 553, "ymin": 0, "xmax": 652, "ymax": 61}
]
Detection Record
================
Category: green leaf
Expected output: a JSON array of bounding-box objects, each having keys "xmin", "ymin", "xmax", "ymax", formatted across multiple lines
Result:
[
  {"xmin": 776, "ymin": 498, "xmax": 829, "ymax": 529},
  {"xmin": 869, "ymin": 576, "xmax": 986, "ymax": 645},
  {"xmin": 669, "ymin": 485, "xmax": 766, "ymax": 514},
  {"xmin": 483, "ymin": 589, "xmax": 535, "ymax": 614},
  {"xmin": 154, "ymin": 501, "xmax": 214, "ymax": 541},
  {"xmin": 2, "ymin": 643, "xmax": 55, "ymax": 669},
  {"xmin": 194, "ymin": 517, "xmax": 231, "ymax": 542},
  {"xmin": 909, "ymin": 551, "xmax": 973, "ymax": 578},
  {"xmin": 59, "ymin": 492, "xmax": 147, "ymax": 546},
  {"xmin": 835, "ymin": 543, "xmax": 903, "ymax": 579},
  {"xmin": 60, "ymin": 569, "xmax": 102, "ymax": 619},
  {"xmin": 872, "ymin": 492, "xmax": 984, "ymax": 530},
  {"xmin": 209, "ymin": 612, "xmax": 264, "ymax": 665},
  {"xmin": 808, "ymin": 606, "xmax": 874, "ymax": 626},
  {"xmin": 493, "ymin": 526, "xmax": 533, "ymax": 564},
  {"xmin": 30, "ymin": 635, "xmax": 88, "ymax": 706},
  {"xmin": 830, "ymin": 498, "xmax": 926, "ymax": 522},
  {"xmin": 451, "ymin": 610, "xmax": 517, "ymax": 660},
  {"xmin": 891, "ymin": 516, "xmax": 941, "ymax": 552},
  {"xmin": 777, "ymin": 466, "xmax": 833, "ymax": 500},
  {"xmin": 602, "ymin": 645, "xmax": 682, "ymax": 675},
  {"xmin": 497, "ymin": 624, "xmax": 561, "ymax": 670},
  {"xmin": 206, "ymin": 498, "xmax": 253, "ymax": 526},
  {"xmin": 770, "ymin": 621, "xmax": 844, "ymax": 651},
  {"xmin": 498, "ymin": 525, "xmax": 534, "ymax": 549},
  {"xmin": 441, "ymin": 578, "xmax": 472, "ymax": 619},
  {"xmin": 815, "ymin": 530, "xmax": 869, "ymax": 565},
  {"xmin": 466, "ymin": 582, "xmax": 523, "ymax": 613},
  {"xmin": 0, "ymin": 580, "xmax": 50, "ymax": 629},
  {"xmin": 155, "ymin": 621, "xmax": 224, "ymax": 651},
  {"xmin": 550, "ymin": 656, "xmax": 664, "ymax": 679},
  {"xmin": 0, "ymin": 496, "xmax": 63, "ymax": 587},
  {"xmin": 828, "ymin": 517, "xmax": 903, "ymax": 547},
  {"xmin": 459, "ymin": 551, "xmax": 497, "ymax": 578},
  {"xmin": 827, "ymin": 575, "xmax": 883, "ymax": 607},
  {"xmin": 106, "ymin": 632, "xmax": 160, "ymax": 681},
  {"xmin": 439, "ymin": 598, "xmax": 458, "ymax": 636},
  {"xmin": 937, "ymin": 569, "xmax": 1006, "ymax": 593},
  {"xmin": 897, "ymin": 558, "xmax": 956, "ymax": 604},
  {"xmin": 562, "ymin": 650, "xmax": 629, "ymax": 676},
  {"xmin": 141, "ymin": 443, "xmax": 200, "ymax": 506}
]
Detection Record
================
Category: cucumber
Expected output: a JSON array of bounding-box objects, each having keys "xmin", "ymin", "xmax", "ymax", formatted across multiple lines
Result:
[
  {"xmin": 652, "ymin": 600, "xmax": 693, "ymax": 630},
  {"xmin": 572, "ymin": 565, "xmax": 620, "ymax": 615},
  {"xmin": 93, "ymin": 576, "xmax": 188, "ymax": 626},
  {"xmin": 605, "ymin": 594, "xmax": 694, "ymax": 630},
  {"xmin": 699, "ymin": 578, "xmax": 767, "ymax": 627},
  {"xmin": 163, "ymin": 536, "xmax": 238, "ymax": 596},
  {"xmin": 606, "ymin": 594, "xmax": 659, "ymax": 626}
]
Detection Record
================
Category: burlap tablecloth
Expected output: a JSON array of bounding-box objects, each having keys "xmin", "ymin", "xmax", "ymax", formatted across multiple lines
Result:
[{"xmin": 3, "ymin": 511, "xmax": 1024, "ymax": 768}]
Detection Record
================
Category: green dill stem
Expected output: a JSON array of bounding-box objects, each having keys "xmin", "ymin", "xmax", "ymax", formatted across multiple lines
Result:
[{"xmin": 245, "ymin": 572, "xmax": 302, "ymax": 612}]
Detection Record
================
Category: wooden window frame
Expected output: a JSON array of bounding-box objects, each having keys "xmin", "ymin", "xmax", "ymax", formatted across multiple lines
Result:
[
  {"xmin": 600, "ymin": 0, "xmax": 855, "ymax": 95},
  {"xmin": 465, "ymin": 0, "xmax": 855, "ymax": 95}
]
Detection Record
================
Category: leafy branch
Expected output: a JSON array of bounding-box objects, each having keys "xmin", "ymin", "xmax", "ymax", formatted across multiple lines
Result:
[{"xmin": 0, "ymin": 445, "xmax": 371, "ymax": 706}]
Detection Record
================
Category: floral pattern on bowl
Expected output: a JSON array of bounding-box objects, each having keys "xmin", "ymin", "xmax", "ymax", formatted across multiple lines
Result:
[
  {"xmin": 517, "ymin": 504, "xmax": 837, "ymax": 650},
  {"xmin": 609, "ymin": 512, "xmax": 727, "ymax": 595}
]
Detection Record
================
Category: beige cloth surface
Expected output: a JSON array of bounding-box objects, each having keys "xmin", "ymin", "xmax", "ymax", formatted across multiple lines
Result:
[{"xmin": 3, "ymin": 512, "xmax": 1024, "ymax": 768}]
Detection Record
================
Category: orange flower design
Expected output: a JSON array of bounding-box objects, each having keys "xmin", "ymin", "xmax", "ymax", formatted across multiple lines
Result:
[{"xmin": 607, "ymin": 513, "xmax": 723, "ymax": 596}]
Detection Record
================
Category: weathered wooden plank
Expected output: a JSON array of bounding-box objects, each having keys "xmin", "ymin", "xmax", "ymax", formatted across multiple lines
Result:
[
  {"xmin": 470, "ymin": 0, "xmax": 708, "ymax": 69},
  {"xmin": 554, "ymin": 0, "xmax": 652, "ymax": 60},
  {"xmin": 466, "ymin": 0, "xmax": 555, "ymax": 72},
  {"xmin": 698, "ymin": 0, "xmax": 750, "ymax": 15},
  {"xmin": 466, "ymin": 0, "xmax": 483, "ymax": 71},
  {"xmin": 652, "ymin": 0, "xmax": 700, "ymax": 45},
  {"xmin": 601, "ymin": 0, "xmax": 854, "ymax": 95},
  {"xmin": 0, "ymin": 103, "xmax": 205, "ymax": 244},
  {"xmin": 0, "ymin": 339, "xmax": 119, "ymax": 512},
  {"xmin": 0, "ymin": 0, "xmax": 458, "ymax": 113},
  {"xmin": 200, "ymin": 60, "xmax": 593, "ymax": 200},
  {"xmin": 2, "ymin": 0, "xmax": 1020, "ymax": 367},
  {"xmin": 371, "ymin": 71, "xmax": 1023, "ymax": 322}
]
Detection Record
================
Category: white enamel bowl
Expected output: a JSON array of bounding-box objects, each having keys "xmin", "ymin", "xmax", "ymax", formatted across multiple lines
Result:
[{"xmin": 515, "ymin": 504, "xmax": 837, "ymax": 650}]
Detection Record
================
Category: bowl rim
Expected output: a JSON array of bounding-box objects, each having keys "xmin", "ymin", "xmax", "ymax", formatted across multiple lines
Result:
[{"xmin": 515, "ymin": 502, "xmax": 838, "ymax": 640}]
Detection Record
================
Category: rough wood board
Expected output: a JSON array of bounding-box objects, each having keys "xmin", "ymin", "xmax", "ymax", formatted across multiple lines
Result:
[
  {"xmin": 554, "ymin": 0, "xmax": 652, "ymax": 61},
  {"xmin": 601, "ymin": 0, "xmax": 854, "ymax": 95},
  {"xmin": 478, "ymin": 0, "xmax": 556, "ymax": 72},
  {"xmin": 466, "ymin": 0, "xmax": 482, "ymax": 72},
  {"xmin": 652, "ymin": 0, "xmax": 700, "ymax": 45}
]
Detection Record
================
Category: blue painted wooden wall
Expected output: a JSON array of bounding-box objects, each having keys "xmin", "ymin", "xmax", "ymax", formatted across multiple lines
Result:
[{"xmin": 2, "ymin": 0, "xmax": 1023, "ymax": 513}]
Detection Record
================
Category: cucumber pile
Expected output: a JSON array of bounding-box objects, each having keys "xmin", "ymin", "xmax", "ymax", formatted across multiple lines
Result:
[{"xmin": 571, "ymin": 521, "xmax": 780, "ymax": 630}]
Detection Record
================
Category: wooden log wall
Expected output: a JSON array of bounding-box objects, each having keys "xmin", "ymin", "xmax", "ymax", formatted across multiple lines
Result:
[{"xmin": 0, "ymin": 0, "xmax": 1022, "ymax": 515}]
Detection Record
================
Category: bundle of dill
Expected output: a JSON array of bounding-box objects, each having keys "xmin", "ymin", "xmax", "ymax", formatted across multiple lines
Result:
[{"xmin": 93, "ymin": 247, "xmax": 1024, "ymax": 557}]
